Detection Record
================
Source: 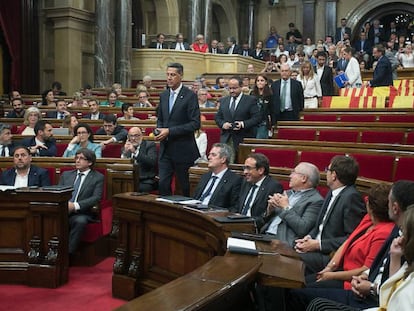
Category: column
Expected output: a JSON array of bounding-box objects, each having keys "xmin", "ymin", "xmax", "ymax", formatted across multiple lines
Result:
[
  {"xmin": 247, "ymin": 0, "xmax": 256, "ymax": 47},
  {"xmin": 115, "ymin": 0, "xmax": 132, "ymax": 87},
  {"xmin": 302, "ymin": 0, "xmax": 316, "ymax": 41},
  {"xmin": 325, "ymin": 0, "xmax": 337, "ymax": 38},
  {"xmin": 95, "ymin": 0, "xmax": 115, "ymax": 88},
  {"xmin": 203, "ymin": 0, "xmax": 212, "ymax": 43},
  {"xmin": 189, "ymin": 0, "xmax": 202, "ymax": 42}
]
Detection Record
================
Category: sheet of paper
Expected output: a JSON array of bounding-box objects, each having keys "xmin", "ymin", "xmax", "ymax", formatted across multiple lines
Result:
[{"xmin": 227, "ymin": 237, "xmax": 256, "ymax": 250}]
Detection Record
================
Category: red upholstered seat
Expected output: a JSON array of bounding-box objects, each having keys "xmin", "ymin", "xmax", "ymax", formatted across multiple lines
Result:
[
  {"xmin": 377, "ymin": 115, "xmax": 414, "ymax": 123},
  {"xmin": 204, "ymin": 128, "xmax": 221, "ymax": 154},
  {"xmin": 56, "ymin": 143, "xmax": 67, "ymax": 157},
  {"xmin": 339, "ymin": 115, "xmax": 377, "ymax": 122},
  {"xmin": 276, "ymin": 128, "xmax": 316, "ymax": 140},
  {"xmin": 318, "ymin": 130, "xmax": 359, "ymax": 143},
  {"xmin": 406, "ymin": 132, "xmax": 414, "ymax": 145},
  {"xmin": 254, "ymin": 148, "xmax": 297, "ymax": 168},
  {"xmin": 394, "ymin": 157, "xmax": 414, "ymax": 181},
  {"xmin": 317, "ymin": 185, "xmax": 330, "ymax": 198},
  {"xmin": 202, "ymin": 113, "xmax": 216, "ymax": 120},
  {"xmin": 102, "ymin": 143, "xmax": 122, "ymax": 158},
  {"xmin": 299, "ymin": 151, "xmax": 343, "ymax": 171},
  {"xmin": 350, "ymin": 153, "xmax": 395, "ymax": 181},
  {"xmin": 360, "ymin": 131, "xmax": 405, "ymax": 144},
  {"xmin": 90, "ymin": 125, "xmax": 101, "ymax": 134},
  {"xmin": 302, "ymin": 114, "xmax": 337, "ymax": 122}
]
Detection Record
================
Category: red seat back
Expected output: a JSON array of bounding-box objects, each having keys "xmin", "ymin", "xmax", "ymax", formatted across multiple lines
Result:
[
  {"xmin": 360, "ymin": 131, "xmax": 405, "ymax": 144},
  {"xmin": 254, "ymin": 148, "xmax": 297, "ymax": 168},
  {"xmin": 276, "ymin": 128, "xmax": 316, "ymax": 140},
  {"xmin": 394, "ymin": 157, "xmax": 414, "ymax": 181},
  {"xmin": 350, "ymin": 153, "xmax": 395, "ymax": 181},
  {"xmin": 300, "ymin": 151, "xmax": 343, "ymax": 171},
  {"xmin": 318, "ymin": 130, "xmax": 359, "ymax": 143},
  {"xmin": 102, "ymin": 144, "xmax": 122, "ymax": 158}
]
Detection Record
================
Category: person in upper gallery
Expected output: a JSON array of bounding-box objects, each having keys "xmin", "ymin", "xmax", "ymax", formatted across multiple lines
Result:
[
  {"xmin": 294, "ymin": 155, "xmax": 366, "ymax": 275},
  {"xmin": 121, "ymin": 127, "xmax": 157, "ymax": 193},
  {"xmin": 368, "ymin": 20, "xmax": 386, "ymax": 46},
  {"xmin": 239, "ymin": 41, "xmax": 252, "ymax": 57},
  {"xmin": 225, "ymin": 36, "xmax": 241, "ymax": 54},
  {"xmin": 63, "ymin": 123, "xmax": 102, "ymax": 158},
  {"xmin": 170, "ymin": 33, "xmax": 190, "ymax": 51},
  {"xmin": 96, "ymin": 114, "xmax": 128, "ymax": 149},
  {"xmin": 58, "ymin": 148, "xmax": 104, "ymax": 254},
  {"xmin": 314, "ymin": 51, "xmax": 334, "ymax": 96},
  {"xmin": 0, "ymin": 123, "xmax": 16, "ymax": 157},
  {"xmin": 154, "ymin": 62, "xmax": 200, "ymax": 196},
  {"xmin": 301, "ymin": 180, "xmax": 414, "ymax": 311},
  {"xmin": 7, "ymin": 97, "xmax": 26, "ymax": 118},
  {"xmin": 46, "ymin": 99, "xmax": 70, "ymax": 119},
  {"xmin": 261, "ymin": 162, "xmax": 323, "ymax": 246},
  {"xmin": 117, "ymin": 103, "xmax": 140, "ymax": 121},
  {"xmin": 192, "ymin": 143, "xmax": 242, "ymax": 210},
  {"xmin": 210, "ymin": 39, "xmax": 223, "ymax": 54},
  {"xmin": 214, "ymin": 76, "xmax": 261, "ymax": 160},
  {"xmin": 366, "ymin": 44, "xmax": 393, "ymax": 87},
  {"xmin": 191, "ymin": 34, "xmax": 209, "ymax": 53},
  {"xmin": 271, "ymin": 63, "xmax": 304, "ymax": 123},
  {"xmin": 0, "ymin": 146, "xmax": 50, "ymax": 187},
  {"xmin": 285, "ymin": 22, "xmax": 303, "ymax": 44},
  {"xmin": 148, "ymin": 33, "xmax": 168, "ymax": 49},
  {"xmin": 353, "ymin": 31, "xmax": 372, "ymax": 65},
  {"xmin": 17, "ymin": 106, "xmax": 42, "ymax": 136},
  {"xmin": 335, "ymin": 18, "xmax": 352, "ymax": 43},
  {"xmin": 99, "ymin": 90, "xmax": 123, "ymax": 108},
  {"xmin": 238, "ymin": 153, "xmax": 283, "ymax": 229},
  {"xmin": 20, "ymin": 120, "xmax": 57, "ymax": 157},
  {"xmin": 51, "ymin": 81, "xmax": 67, "ymax": 96},
  {"xmin": 84, "ymin": 99, "xmax": 105, "ymax": 120},
  {"xmin": 265, "ymin": 26, "xmax": 281, "ymax": 49}
]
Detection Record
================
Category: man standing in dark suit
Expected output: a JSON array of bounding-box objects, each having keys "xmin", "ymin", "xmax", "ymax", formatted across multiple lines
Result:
[
  {"xmin": 121, "ymin": 127, "xmax": 157, "ymax": 193},
  {"xmin": 155, "ymin": 62, "xmax": 200, "ymax": 196},
  {"xmin": 315, "ymin": 51, "xmax": 334, "ymax": 96},
  {"xmin": 238, "ymin": 153, "xmax": 283, "ymax": 229},
  {"xmin": 58, "ymin": 148, "xmax": 104, "ymax": 254},
  {"xmin": 170, "ymin": 33, "xmax": 190, "ymax": 51},
  {"xmin": 271, "ymin": 63, "xmax": 304, "ymax": 123},
  {"xmin": 193, "ymin": 143, "xmax": 241, "ymax": 211},
  {"xmin": 294, "ymin": 155, "xmax": 365, "ymax": 274},
  {"xmin": 215, "ymin": 76, "xmax": 261, "ymax": 159},
  {"xmin": 335, "ymin": 18, "xmax": 352, "ymax": 43},
  {"xmin": 367, "ymin": 44, "xmax": 393, "ymax": 87},
  {"xmin": 0, "ymin": 123, "xmax": 15, "ymax": 157},
  {"xmin": 0, "ymin": 146, "xmax": 50, "ymax": 187},
  {"xmin": 84, "ymin": 99, "xmax": 105, "ymax": 120},
  {"xmin": 20, "ymin": 120, "xmax": 57, "ymax": 157},
  {"xmin": 288, "ymin": 180, "xmax": 414, "ymax": 311}
]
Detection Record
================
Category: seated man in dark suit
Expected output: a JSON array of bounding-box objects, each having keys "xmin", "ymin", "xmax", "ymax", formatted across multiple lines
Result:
[
  {"xmin": 170, "ymin": 33, "xmax": 190, "ymax": 51},
  {"xmin": 7, "ymin": 98, "xmax": 26, "ymax": 118},
  {"xmin": 0, "ymin": 146, "xmax": 50, "ymax": 187},
  {"xmin": 238, "ymin": 153, "xmax": 283, "ymax": 229},
  {"xmin": 294, "ymin": 155, "xmax": 366, "ymax": 275},
  {"xmin": 58, "ymin": 148, "xmax": 104, "ymax": 254},
  {"xmin": 0, "ymin": 123, "xmax": 16, "ymax": 157},
  {"xmin": 193, "ymin": 143, "xmax": 242, "ymax": 211},
  {"xmin": 84, "ymin": 99, "xmax": 105, "ymax": 120},
  {"xmin": 121, "ymin": 127, "xmax": 157, "ymax": 192},
  {"xmin": 96, "ymin": 114, "xmax": 128, "ymax": 149},
  {"xmin": 148, "ymin": 33, "xmax": 168, "ymax": 49},
  {"xmin": 46, "ymin": 99, "xmax": 70, "ymax": 119},
  {"xmin": 20, "ymin": 120, "xmax": 57, "ymax": 157}
]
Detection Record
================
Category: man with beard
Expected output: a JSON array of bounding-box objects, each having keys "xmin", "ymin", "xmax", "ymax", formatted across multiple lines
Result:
[
  {"xmin": 8, "ymin": 98, "xmax": 26, "ymax": 118},
  {"xmin": 20, "ymin": 120, "xmax": 57, "ymax": 156}
]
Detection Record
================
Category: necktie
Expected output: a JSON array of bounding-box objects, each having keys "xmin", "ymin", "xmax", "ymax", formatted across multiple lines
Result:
[
  {"xmin": 59, "ymin": 113, "xmax": 64, "ymax": 119},
  {"xmin": 241, "ymin": 184, "xmax": 257, "ymax": 215},
  {"xmin": 0, "ymin": 146, "xmax": 5, "ymax": 157},
  {"xmin": 230, "ymin": 97, "xmax": 236, "ymax": 115},
  {"xmin": 70, "ymin": 173, "xmax": 84, "ymax": 202},
  {"xmin": 180, "ymin": 43, "xmax": 184, "ymax": 50},
  {"xmin": 280, "ymin": 80, "xmax": 287, "ymax": 112},
  {"xmin": 212, "ymin": 48, "xmax": 216, "ymax": 54},
  {"xmin": 199, "ymin": 176, "xmax": 218, "ymax": 201},
  {"xmin": 169, "ymin": 91, "xmax": 175, "ymax": 113},
  {"xmin": 158, "ymin": 43, "xmax": 161, "ymax": 49}
]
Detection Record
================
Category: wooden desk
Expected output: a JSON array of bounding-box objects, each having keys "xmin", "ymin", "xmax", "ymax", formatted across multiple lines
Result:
[
  {"xmin": 112, "ymin": 194, "xmax": 304, "ymax": 301},
  {"xmin": 0, "ymin": 188, "xmax": 71, "ymax": 288}
]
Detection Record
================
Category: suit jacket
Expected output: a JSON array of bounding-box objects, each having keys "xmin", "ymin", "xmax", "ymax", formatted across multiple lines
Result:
[
  {"xmin": 193, "ymin": 169, "xmax": 242, "ymax": 211},
  {"xmin": 122, "ymin": 140, "xmax": 157, "ymax": 182},
  {"xmin": 20, "ymin": 137, "xmax": 57, "ymax": 157},
  {"xmin": 225, "ymin": 45, "xmax": 241, "ymax": 54},
  {"xmin": 215, "ymin": 94, "xmax": 261, "ymax": 151},
  {"xmin": 84, "ymin": 112, "xmax": 105, "ymax": 120},
  {"xmin": 239, "ymin": 49, "xmax": 253, "ymax": 57},
  {"xmin": 271, "ymin": 79, "xmax": 304, "ymax": 122},
  {"xmin": 353, "ymin": 40, "xmax": 372, "ymax": 55},
  {"xmin": 0, "ymin": 164, "xmax": 51, "ymax": 187},
  {"xmin": 96, "ymin": 125, "xmax": 128, "ymax": 142},
  {"xmin": 261, "ymin": 188, "xmax": 323, "ymax": 247},
  {"xmin": 370, "ymin": 55, "xmax": 393, "ymax": 87},
  {"xmin": 46, "ymin": 111, "xmax": 66, "ymax": 119},
  {"xmin": 315, "ymin": 65, "xmax": 334, "ymax": 96},
  {"xmin": 148, "ymin": 42, "xmax": 168, "ymax": 49},
  {"xmin": 252, "ymin": 49, "xmax": 266, "ymax": 60},
  {"xmin": 336, "ymin": 58, "xmax": 349, "ymax": 72},
  {"xmin": 157, "ymin": 85, "xmax": 200, "ymax": 164},
  {"xmin": 238, "ymin": 175, "xmax": 283, "ymax": 228},
  {"xmin": 170, "ymin": 42, "xmax": 190, "ymax": 51},
  {"xmin": 7, "ymin": 109, "xmax": 26, "ymax": 118},
  {"xmin": 368, "ymin": 27, "xmax": 385, "ymax": 45},
  {"xmin": 309, "ymin": 185, "xmax": 366, "ymax": 254},
  {"xmin": 335, "ymin": 27, "xmax": 352, "ymax": 43},
  {"xmin": 0, "ymin": 142, "xmax": 16, "ymax": 157},
  {"xmin": 58, "ymin": 169, "xmax": 104, "ymax": 215}
]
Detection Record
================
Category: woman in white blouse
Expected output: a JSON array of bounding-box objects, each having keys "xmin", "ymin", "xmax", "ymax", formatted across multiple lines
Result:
[
  {"xmin": 297, "ymin": 61, "xmax": 322, "ymax": 108},
  {"xmin": 397, "ymin": 44, "xmax": 414, "ymax": 68},
  {"xmin": 342, "ymin": 46, "xmax": 362, "ymax": 88}
]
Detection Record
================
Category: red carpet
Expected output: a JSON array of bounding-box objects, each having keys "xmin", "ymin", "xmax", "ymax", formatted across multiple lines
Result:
[{"xmin": 0, "ymin": 257, "xmax": 126, "ymax": 311}]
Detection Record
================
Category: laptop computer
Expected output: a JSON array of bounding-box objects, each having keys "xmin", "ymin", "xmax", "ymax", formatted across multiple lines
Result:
[{"xmin": 52, "ymin": 127, "xmax": 70, "ymax": 135}]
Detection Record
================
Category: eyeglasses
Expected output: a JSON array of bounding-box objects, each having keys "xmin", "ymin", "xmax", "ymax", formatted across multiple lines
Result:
[
  {"xmin": 325, "ymin": 167, "xmax": 334, "ymax": 173},
  {"xmin": 243, "ymin": 165, "xmax": 257, "ymax": 171},
  {"xmin": 75, "ymin": 156, "xmax": 88, "ymax": 161}
]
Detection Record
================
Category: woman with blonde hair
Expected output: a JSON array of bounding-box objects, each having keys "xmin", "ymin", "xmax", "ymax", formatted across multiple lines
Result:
[
  {"xmin": 297, "ymin": 61, "xmax": 322, "ymax": 108},
  {"xmin": 17, "ymin": 106, "xmax": 42, "ymax": 135},
  {"xmin": 191, "ymin": 34, "xmax": 209, "ymax": 53}
]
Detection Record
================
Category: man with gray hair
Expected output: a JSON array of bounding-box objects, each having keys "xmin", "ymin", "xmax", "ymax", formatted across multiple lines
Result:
[
  {"xmin": 192, "ymin": 143, "xmax": 242, "ymax": 210},
  {"xmin": 0, "ymin": 123, "xmax": 15, "ymax": 157},
  {"xmin": 261, "ymin": 162, "xmax": 324, "ymax": 246}
]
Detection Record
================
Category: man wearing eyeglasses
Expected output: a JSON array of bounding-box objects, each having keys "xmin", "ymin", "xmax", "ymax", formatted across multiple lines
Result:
[
  {"xmin": 122, "ymin": 127, "xmax": 157, "ymax": 192},
  {"xmin": 294, "ymin": 155, "xmax": 365, "ymax": 275},
  {"xmin": 58, "ymin": 148, "xmax": 104, "ymax": 254},
  {"xmin": 134, "ymin": 91, "xmax": 153, "ymax": 108},
  {"xmin": 238, "ymin": 153, "xmax": 283, "ymax": 229}
]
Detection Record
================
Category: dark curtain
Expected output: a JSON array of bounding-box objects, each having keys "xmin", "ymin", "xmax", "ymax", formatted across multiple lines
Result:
[{"xmin": 0, "ymin": 1, "xmax": 22, "ymax": 91}]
